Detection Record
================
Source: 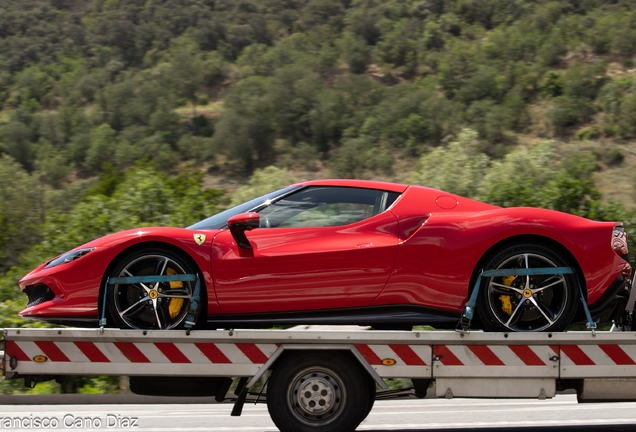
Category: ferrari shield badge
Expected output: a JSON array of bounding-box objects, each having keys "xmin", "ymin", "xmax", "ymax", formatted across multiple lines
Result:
[{"xmin": 194, "ymin": 233, "xmax": 206, "ymax": 246}]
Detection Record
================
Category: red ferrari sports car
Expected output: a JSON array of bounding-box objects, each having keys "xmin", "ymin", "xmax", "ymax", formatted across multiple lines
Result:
[{"xmin": 19, "ymin": 179, "xmax": 632, "ymax": 332}]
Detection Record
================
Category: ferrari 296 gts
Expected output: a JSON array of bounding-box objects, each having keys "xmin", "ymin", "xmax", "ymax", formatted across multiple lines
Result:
[{"xmin": 18, "ymin": 179, "xmax": 632, "ymax": 332}]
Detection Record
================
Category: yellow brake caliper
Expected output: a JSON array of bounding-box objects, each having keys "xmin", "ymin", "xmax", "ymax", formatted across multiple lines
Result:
[
  {"xmin": 499, "ymin": 275, "xmax": 516, "ymax": 316},
  {"xmin": 166, "ymin": 267, "xmax": 185, "ymax": 319}
]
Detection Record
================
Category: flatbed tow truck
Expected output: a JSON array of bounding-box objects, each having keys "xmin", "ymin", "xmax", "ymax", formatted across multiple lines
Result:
[
  {"xmin": 3, "ymin": 270, "xmax": 636, "ymax": 432},
  {"xmin": 5, "ymin": 326, "xmax": 636, "ymax": 432}
]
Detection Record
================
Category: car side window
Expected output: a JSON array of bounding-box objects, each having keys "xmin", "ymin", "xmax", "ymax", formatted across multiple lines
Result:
[{"xmin": 258, "ymin": 187, "xmax": 400, "ymax": 228}]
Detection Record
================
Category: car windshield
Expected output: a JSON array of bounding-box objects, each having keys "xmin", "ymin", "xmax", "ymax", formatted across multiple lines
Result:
[{"xmin": 187, "ymin": 185, "xmax": 302, "ymax": 230}]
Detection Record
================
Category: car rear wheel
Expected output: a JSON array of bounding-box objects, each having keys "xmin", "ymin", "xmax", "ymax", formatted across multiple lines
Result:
[
  {"xmin": 106, "ymin": 248, "xmax": 198, "ymax": 330},
  {"xmin": 477, "ymin": 243, "xmax": 578, "ymax": 332}
]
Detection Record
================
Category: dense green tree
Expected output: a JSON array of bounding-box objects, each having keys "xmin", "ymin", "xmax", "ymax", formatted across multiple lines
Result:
[
  {"xmin": 11, "ymin": 66, "xmax": 53, "ymax": 110},
  {"xmin": 0, "ymin": 156, "xmax": 42, "ymax": 271},
  {"xmin": 617, "ymin": 90, "xmax": 636, "ymax": 138},
  {"xmin": 0, "ymin": 120, "xmax": 35, "ymax": 171},
  {"xmin": 549, "ymin": 96, "xmax": 595, "ymax": 136},
  {"xmin": 408, "ymin": 129, "xmax": 489, "ymax": 198},
  {"xmin": 268, "ymin": 66, "xmax": 324, "ymax": 144},
  {"xmin": 479, "ymin": 140, "xmax": 560, "ymax": 207},
  {"xmin": 339, "ymin": 32, "xmax": 370, "ymax": 74},
  {"xmin": 299, "ymin": 0, "xmax": 346, "ymax": 31},
  {"xmin": 212, "ymin": 76, "xmax": 275, "ymax": 169},
  {"xmin": 376, "ymin": 19, "xmax": 418, "ymax": 69},
  {"xmin": 327, "ymin": 136, "xmax": 393, "ymax": 179},
  {"xmin": 373, "ymin": 83, "xmax": 458, "ymax": 150},
  {"xmin": 177, "ymin": 134, "xmax": 214, "ymax": 161},
  {"xmin": 465, "ymin": 100, "xmax": 514, "ymax": 144},
  {"xmin": 86, "ymin": 123, "xmax": 117, "ymax": 171},
  {"xmin": 34, "ymin": 142, "xmax": 72, "ymax": 188},
  {"xmin": 148, "ymin": 97, "xmax": 181, "ymax": 146},
  {"xmin": 169, "ymin": 49, "xmax": 205, "ymax": 117}
]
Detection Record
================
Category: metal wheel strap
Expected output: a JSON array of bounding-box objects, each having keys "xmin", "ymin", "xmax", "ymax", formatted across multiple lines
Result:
[
  {"xmin": 108, "ymin": 274, "xmax": 198, "ymax": 284},
  {"xmin": 459, "ymin": 266, "xmax": 596, "ymax": 331},
  {"xmin": 99, "ymin": 278, "xmax": 110, "ymax": 331},
  {"xmin": 184, "ymin": 276, "xmax": 201, "ymax": 330}
]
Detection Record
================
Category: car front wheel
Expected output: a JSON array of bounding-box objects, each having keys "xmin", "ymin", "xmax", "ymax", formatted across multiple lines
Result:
[{"xmin": 106, "ymin": 248, "xmax": 198, "ymax": 330}]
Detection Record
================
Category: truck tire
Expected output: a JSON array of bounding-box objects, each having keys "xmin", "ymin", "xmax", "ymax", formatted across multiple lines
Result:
[
  {"xmin": 267, "ymin": 351, "xmax": 370, "ymax": 432},
  {"xmin": 363, "ymin": 376, "xmax": 377, "ymax": 421}
]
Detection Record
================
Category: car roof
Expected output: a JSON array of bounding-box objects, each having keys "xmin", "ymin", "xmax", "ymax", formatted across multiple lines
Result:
[{"xmin": 294, "ymin": 179, "xmax": 408, "ymax": 193}]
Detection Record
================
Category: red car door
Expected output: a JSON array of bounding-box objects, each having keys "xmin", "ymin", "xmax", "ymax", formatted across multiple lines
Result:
[{"xmin": 210, "ymin": 187, "xmax": 401, "ymax": 314}]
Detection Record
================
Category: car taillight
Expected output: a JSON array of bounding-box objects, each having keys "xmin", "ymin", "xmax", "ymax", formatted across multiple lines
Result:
[{"xmin": 612, "ymin": 225, "xmax": 629, "ymax": 262}]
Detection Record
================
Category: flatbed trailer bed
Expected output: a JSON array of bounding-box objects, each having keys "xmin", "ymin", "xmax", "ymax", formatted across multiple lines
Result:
[{"xmin": 4, "ymin": 327, "xmax": 636, "ymax": 431}]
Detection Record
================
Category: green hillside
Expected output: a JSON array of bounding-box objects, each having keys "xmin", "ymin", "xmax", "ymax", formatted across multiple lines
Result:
[{"xmin": 4, "ymin": 1, "xmax": 636, "ymax": 175}]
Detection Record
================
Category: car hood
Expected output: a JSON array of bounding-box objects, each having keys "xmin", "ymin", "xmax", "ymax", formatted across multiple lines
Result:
[{"xmin": 66, "ymin": 226, "xmax": 219, "ymax": 249}]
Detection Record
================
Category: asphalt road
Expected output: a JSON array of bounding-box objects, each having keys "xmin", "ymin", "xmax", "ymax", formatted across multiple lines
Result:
[{"xmin": 0, "ymin": 395, "xmax": 635, "ymax": 431}]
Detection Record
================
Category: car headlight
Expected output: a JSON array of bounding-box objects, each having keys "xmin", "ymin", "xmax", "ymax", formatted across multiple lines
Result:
[{"xmin": 44, "ymin": 248, "xmax": 95, "ymax": 269}]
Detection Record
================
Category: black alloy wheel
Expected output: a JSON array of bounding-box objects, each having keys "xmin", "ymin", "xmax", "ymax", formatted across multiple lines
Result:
[{"xmin": 106, "ymin": 248, "xmax": 198, "ymax": 330}]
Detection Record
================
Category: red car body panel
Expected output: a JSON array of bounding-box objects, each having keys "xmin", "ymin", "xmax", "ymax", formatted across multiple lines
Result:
[
  {"xmin": 18, "ymin": 179, "xmax": 631, "ymax": 328},
  {"xmin": 377, "ymin": 208, "xmax": 626, "ymax": 312},
  {"xmin": 211, "ymin": 209, "xmax": 400, "ymax": 314}
]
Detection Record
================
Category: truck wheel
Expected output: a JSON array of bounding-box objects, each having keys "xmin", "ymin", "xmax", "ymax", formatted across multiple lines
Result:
[
  {"xmin": 477, "ymin": 243, "xmax": 578, "ymax": 332},
  {"xmin": 267, "ymin": 351, "xmax": 370, "ymax": 432},
  {"xmin": 363, "ymin": 377, "xmax": 376, "ymax": 421},
  {"xmin": 106, "ymin": 248, "xmax": 199, "ymax": 330}
]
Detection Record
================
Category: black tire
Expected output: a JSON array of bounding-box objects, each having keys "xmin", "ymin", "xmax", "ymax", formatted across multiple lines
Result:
[
  {"xmin": 106, "ymin": 248, "xmax": 199, "ymax": 330},
  {"xmin": 363, "ymin": 377, "xmax": 376, "ymax": 421},
  {"xmin": 267, "ymin": 352, "xmax": 370, "ymax": 432},
  {"xmin": 477, "ymin": 243, "xmax": 578, "ymax": 332}
]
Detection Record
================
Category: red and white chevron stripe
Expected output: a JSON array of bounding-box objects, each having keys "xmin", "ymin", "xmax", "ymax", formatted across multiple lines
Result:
[
  {"xmin": 557, "ymin": 344, "xmax": 636, "ymax": 378},
  {"xmin": 355, "ymin": 344, "xmax": 431, "ymax": 366},
  {"xmin": 561, "ymin": 344, "xmax": 636, "ymax": 366},
  {"xmin": 11, "ymin": 339, "xmax": 636, "ymax": 380},
  {"xmin": 433, "ymin": 345, "xmax": 559, "ymax": 367},
  {"xmin": 431, "ymin": 344, "xmax": 560, "ymax": 379},
  {"xmin": 353, "ymin": 343, "xmax": 432, "ymax": 378},
  {"xmin": 5, "ymin": 340, "xmax": 279, "ymax": 365},
  {"xmin": 5, "ymin": 341, "xmax": 561, "ymax": 367}
]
